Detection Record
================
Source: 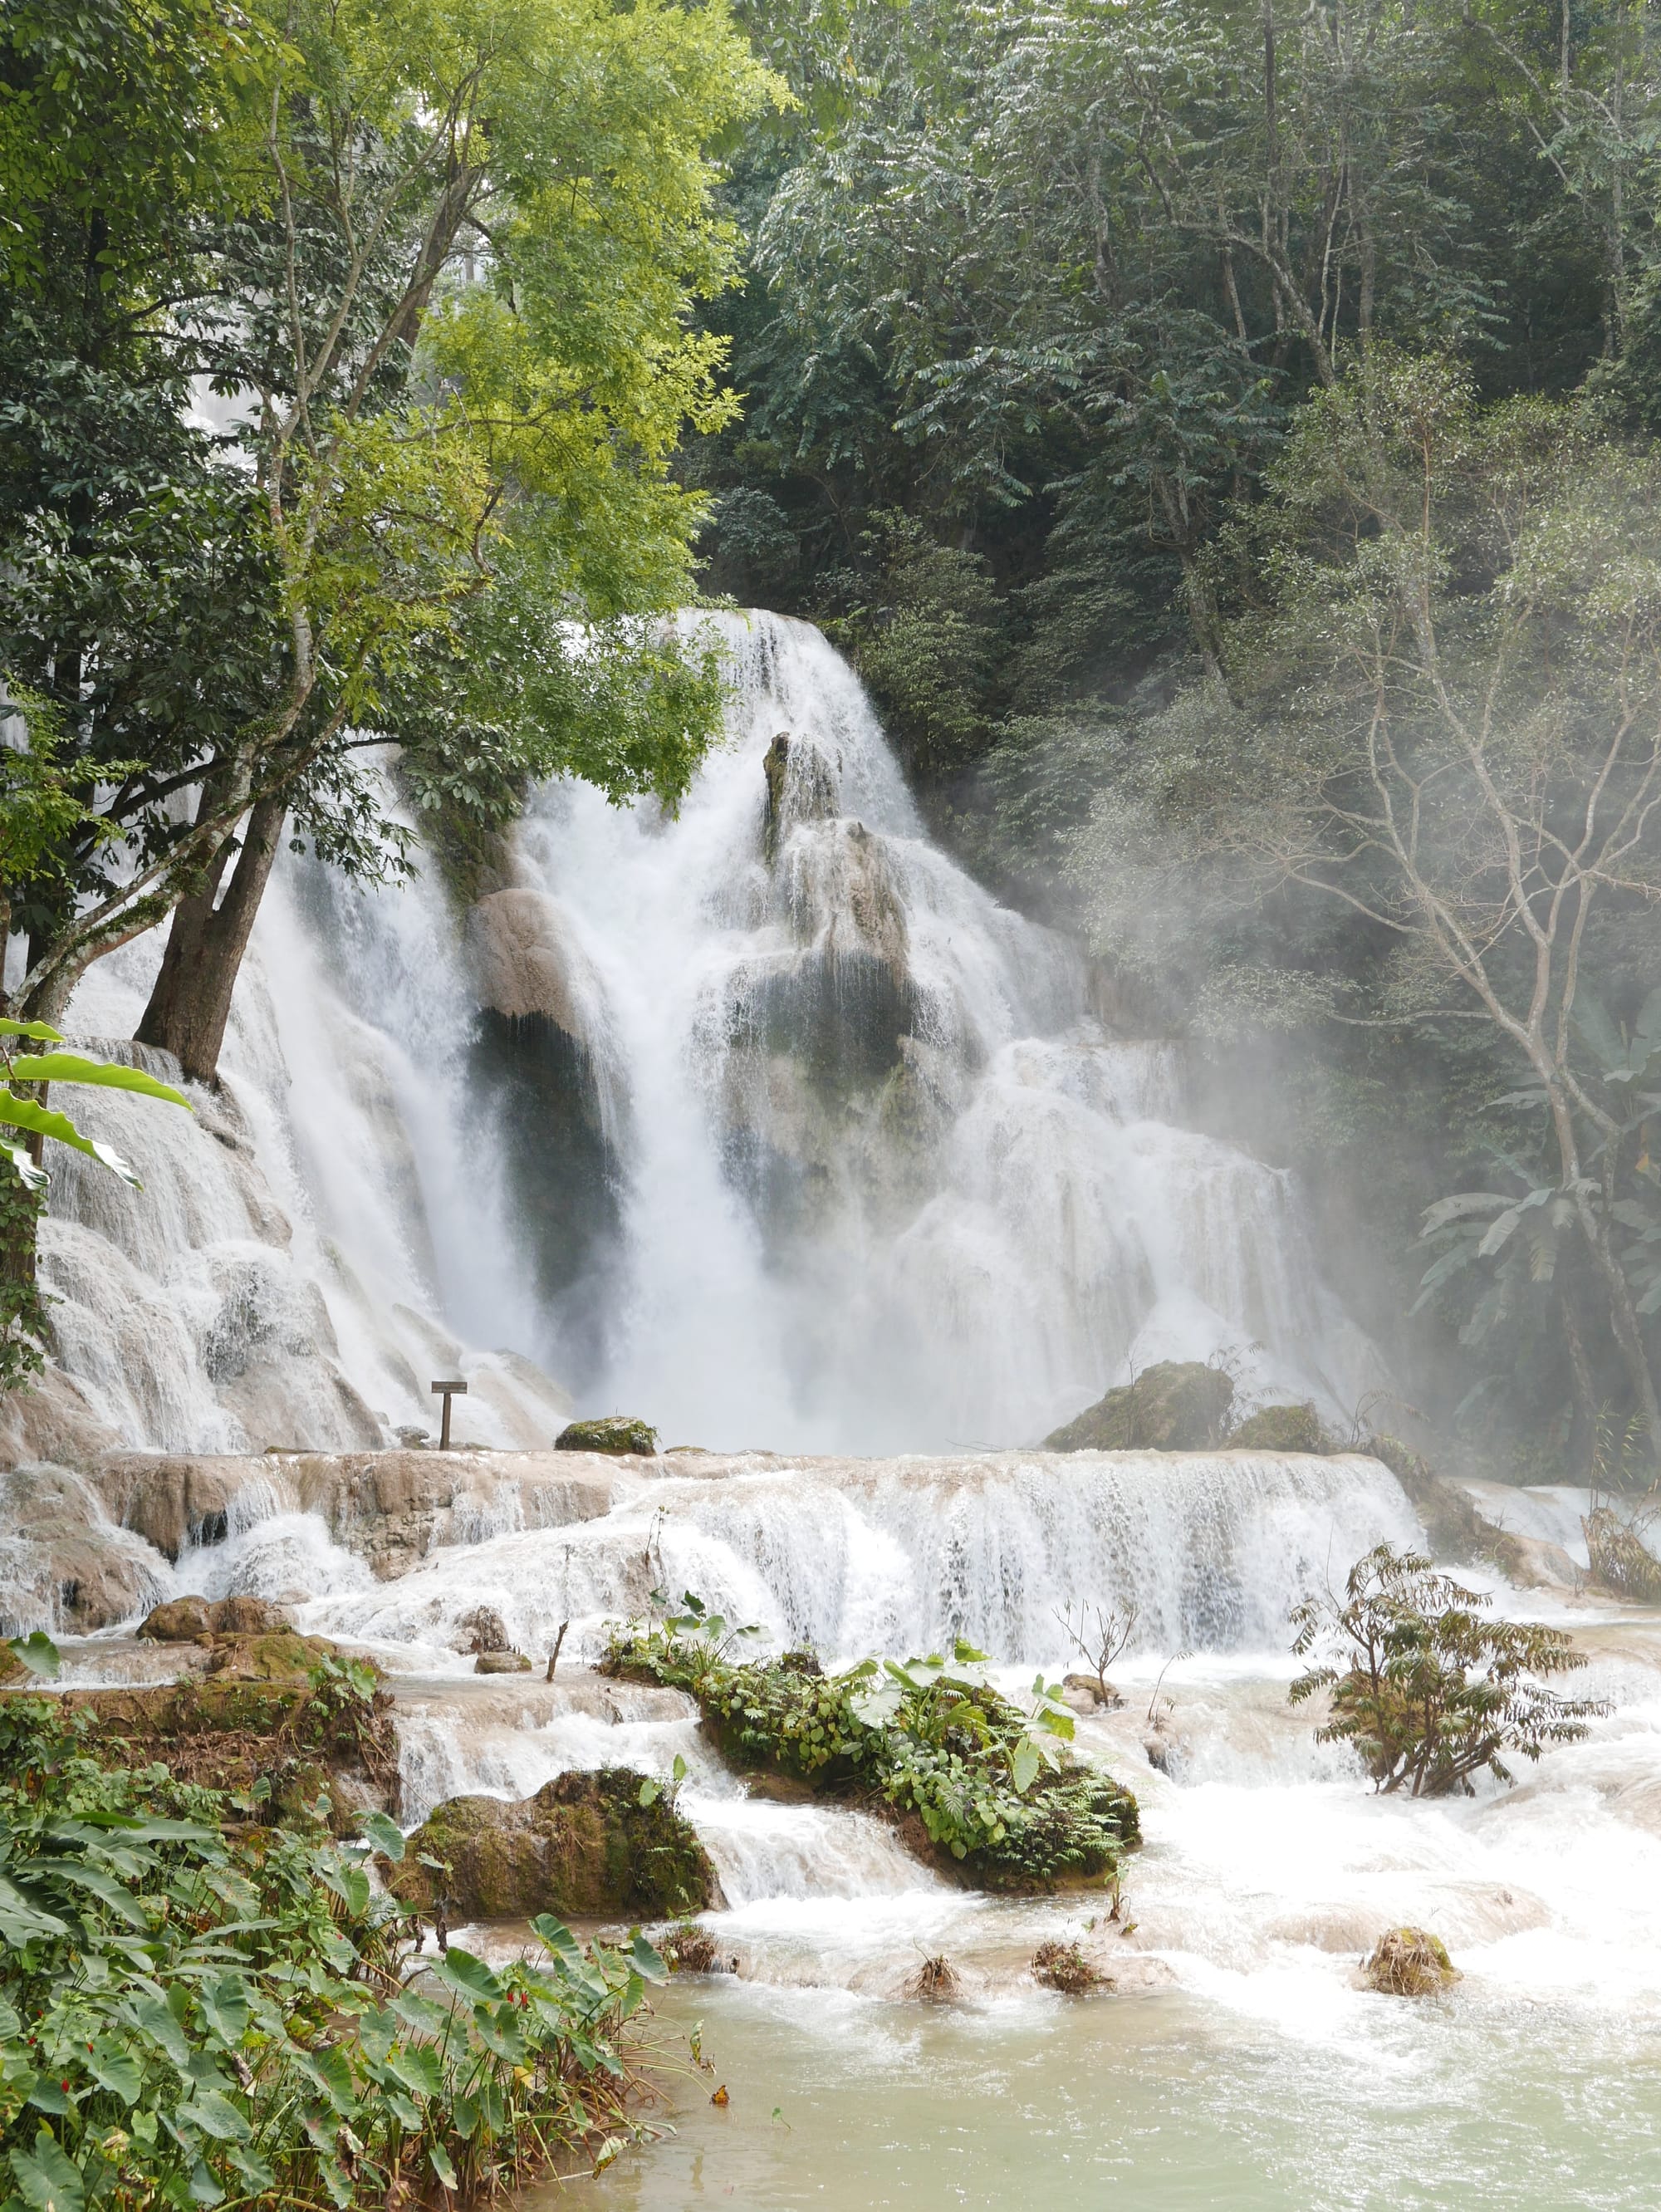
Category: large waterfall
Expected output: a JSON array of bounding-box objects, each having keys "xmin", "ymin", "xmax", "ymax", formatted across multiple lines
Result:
[{"xmin": 36, "ymin": 611, "xmax": 1379, "ymax": 1457}]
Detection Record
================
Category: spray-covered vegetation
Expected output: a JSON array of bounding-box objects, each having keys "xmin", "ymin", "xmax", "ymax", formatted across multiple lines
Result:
[
  {"xmin": 0, "ymin": 1639, "xmax": 670, "ymax": 2210},
  {"xmin": 1290, "ymin": 1543, "xmax": 1607, "ymax": 1794},
  {"xmin": 602, "ymin": 1594, "xmax": 1139, "ymax": 1890}
]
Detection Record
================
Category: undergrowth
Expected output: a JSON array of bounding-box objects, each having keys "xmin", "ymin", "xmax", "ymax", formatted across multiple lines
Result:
[
  {"xmin": 602, "ymin": 1596, "xmax": 1139, "ymax": 1891},
  {"xmin": 0, "ymin": 1645, "xmax": 667, "ymax": 2211}
]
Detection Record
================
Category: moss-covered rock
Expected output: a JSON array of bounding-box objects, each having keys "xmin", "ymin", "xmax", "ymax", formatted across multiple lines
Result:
[
  {"xmin": 1044, "ymin": 1361, "xmax": 1234, "ymax": 1452},
  {"xmin": 555, "ymin": 1415, "xmax": 659, "ymax": 1456},
  {"xmin": 474, "ymin": 1650, "xmax": 533, "ymax": 1675},
  {"xmin": 140, "ymin": 1596, "xmax": 295, "ymax": 1641},
  {"xmin": 392, "ymin": 1769, "xmax": 716, "ymax": 1921},
  {"xmin": 1226, "ymin": 1402, "xmax": 1335, "ymax": 1454}
]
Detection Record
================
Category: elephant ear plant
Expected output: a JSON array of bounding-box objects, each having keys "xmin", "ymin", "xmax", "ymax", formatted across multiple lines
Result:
[{"xmin": 0, "ymin": 1013, "xmax": 190, "ymax": 1390}]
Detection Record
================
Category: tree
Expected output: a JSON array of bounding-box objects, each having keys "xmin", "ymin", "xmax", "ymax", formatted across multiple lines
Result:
[
  {"xmin": 1290, "ymin": 1542, "xmax": 1604, "ymax": 1795},
  {"xmin": 1072, "ymin": 351, "xmax": 1661, "ymax": 1461},
  {"xmin": 2, "ymin": 0, "xmax": 782, "ymax": 1077}
]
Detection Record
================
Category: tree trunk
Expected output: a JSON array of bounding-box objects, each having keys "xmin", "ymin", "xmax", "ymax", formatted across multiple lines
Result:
[{"xmin": 135, "ymin": 797, "xmax": 287, "ymax": 1083}]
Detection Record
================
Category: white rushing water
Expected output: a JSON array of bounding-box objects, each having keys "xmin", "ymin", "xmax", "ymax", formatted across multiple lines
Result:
[{"xmin": 32, "ymin": 609, "xmax": 1379, "ymax": 1456}]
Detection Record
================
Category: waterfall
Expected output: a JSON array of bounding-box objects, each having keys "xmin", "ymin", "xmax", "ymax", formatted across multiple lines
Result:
[{"xmin": 32, "ymin": 608, "xmax": 1380, "ymax": 1456}]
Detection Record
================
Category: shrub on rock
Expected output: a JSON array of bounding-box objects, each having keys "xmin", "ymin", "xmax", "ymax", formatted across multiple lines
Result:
[
  {"xmin": 1043, "ymin": 1361, "xmax": 1234, "ymax": 1452},
  {"xmin": 604, "ymin": 1603, "xmax": 1139, "ymax": 1893},
  {"xmin": 1364, "ymin": 1927, "xmax": 1459, "ymax": 1995},
  {"xmin": 1032, "ymin": 1940, "xmax": 1108, "ymax": 1994},
  {"xmin": 555, "ymin": 1415, "xmax": 659, "ymax": 1455},
  {"xmin": 392, "ymin": 1769, "xmax": 717, "ymax": 1921}
]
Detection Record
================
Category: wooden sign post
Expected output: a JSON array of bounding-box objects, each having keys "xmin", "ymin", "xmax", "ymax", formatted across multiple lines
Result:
[{"xmin": 430, "ymin": 1378, "xmax": 468, "ymax": 1450}]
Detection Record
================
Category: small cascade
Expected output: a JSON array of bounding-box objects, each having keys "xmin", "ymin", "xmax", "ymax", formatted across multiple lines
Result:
[{"xmin": 306, "ymin": 1447, "xmax": 1421, "ymax": 1665}]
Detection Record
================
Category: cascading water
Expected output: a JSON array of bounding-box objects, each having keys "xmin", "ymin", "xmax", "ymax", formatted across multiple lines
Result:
[
  {"xmin": 13, "ymin": 611, "xmax": 1656, "ymax": 2207},
  {"xmin": 490, "ymin": 610, "xmax": 1382, "ymax": 1449}
]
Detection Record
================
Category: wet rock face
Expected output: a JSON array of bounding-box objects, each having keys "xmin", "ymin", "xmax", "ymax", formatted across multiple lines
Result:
[
  {"xmin": 1045, "ymin": 1361, "xmax": 1236, "ymax": 1453},
  {"xmin": 0, "ymin": 1463, "xmax": 170, "ymax": 1635},
  {"xmin": 392, "ymin": 1768, "xmax": 716, "ymax": 1921}
]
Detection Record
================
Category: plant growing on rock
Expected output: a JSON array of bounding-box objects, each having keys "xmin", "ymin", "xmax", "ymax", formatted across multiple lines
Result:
[
  {"xmin": 603, "ymin": 1601, "xmax": 1139, "ymax": 1891},
  {"xmin": 1291, "ymin": 1544, "xmax": 1607, "ymax": 1796},
  {"xmin": 0, "ymin": 1653, "xmax": 669, "ymax": 2208}
]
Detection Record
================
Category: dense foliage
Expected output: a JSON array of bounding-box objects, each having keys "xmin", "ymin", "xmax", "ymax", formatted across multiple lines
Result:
[
  {"xmin": 604, "ymin": 1596, "xmax": 1139, "ymax": 1890},
  {"xmin": 0, "ymin": 0, "xmax": 782, "ymax": 1071},
  {"xmin": 0, "ymin": 1655, "xmax": 669, "ymax": 2210},
  {"xmin": 682, "ymin": 0, "xmax": 1661, "ymax": 1479},
  {"xmin": 1290, "ymin": 1543, "xmax": 1606, "ymax": 1794}
]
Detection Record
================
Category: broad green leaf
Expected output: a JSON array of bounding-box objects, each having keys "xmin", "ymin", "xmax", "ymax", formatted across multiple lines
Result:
[
  {"xmin": 530, "ymin": 1914, "xmax": 586, "ymax": 1975},
  {"xmin": 473, "ymin": 2008, "xmax": 526, "ymax": 2062},
  {"xmin": 636, "ymin": 1777, "xmax": 661, "ymax": 1807},
  {"xmin": 318, "ymin": 1861, "xmax": 370, "ymax": 1918},
  {"xmin": 124, "ymin": 1996, "xmax": 192, "ymax": 2071},
  {"xmin": 0, "ymin": 1996, "xmax": 20, "ymax": 2038},
  {"xmin": 7, "ymin": 1054, "xmax": 190, "ymax": 1108},
  {"xmin": 183, "ymin": 2089, "xmax": 251, "ymax": 2142},
  {"xmin": 188, "ymin": 2156, "xmax": 225, "ymax": 2205},
  {"xmin": 428, "ymin": 1945, "xmax": 502, "ymax": 2004},
  {"xmin": 0, "ymin": 1018, "xmax": 65, "ymax": 1042},
  {"xmin": 0, "ymin": 1091, "xmax": 140, "ymax": 1184},
  {"xmin": 32, "ymin": 1858, "xmax": 149, "ymax": 1929},
  {"xmin": 1011, "ymin": 1740, "xmax": 1041, "ymax": 1794},
  {"xmin": 429, "ymin": 2141, "xmax": 458, "ymax": 2190},
  {"xmin": 630, "ymin": 1930, "xmax": 668, "ymax": 1984},
  {"xmin": 25, "ymin": 2078, "xmax": 71, "ymax": 2115},
  {"xmin": 10, "ymin": 2128, "xmax": 85, "ymax": 2212},
  {"xmin": 198, "ymin": 1977, "xmax": 250, "ymax": 2048},
  {"xmin": 0, "ymin": 1876, "xmax": 70, "ymax": 1945},
  {"xmin": 385, "ymin": 2089, "xmax": 422, "ymax": 2130},
  {"xmin": 86, "ymin": 2041, "xmax": 142, "ymax": 2103},
  {"xmin": 357, "ymin": 1810, "xmax": 405, "ymax": 1862},
  {"xmin": 7, "ymin": 1632, "xmax": 60, "ymax": 1680},
  {"xmin": 386, "ymin": 2043, "xmax": 443, "ymax": 2100}
]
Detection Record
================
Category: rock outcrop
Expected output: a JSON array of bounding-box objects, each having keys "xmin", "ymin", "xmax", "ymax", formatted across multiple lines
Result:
[
  {"xmin": 555, "ymin": 1416, "xmax": 659, "ymax": 1457},
  {"xmin": 1045, "ymin": 1361, "xmax": 1235, "ymax": 1453},
  {"xmin": 1227, "ymin": 1402, "xmax": 1335, "ymax": 1454},
  {"xmin": 91, "ymin": 1449, "xmax": 631, "ymax": 1578},
  {"xmin": 0, "ymin": 1462, "xmax": 172, "ymax": 1634},
  {"xmin": 391, "ymin": 1769, "xmax": 717, "ymax": 1921},
  {"xmin": 140, "ymin": 1595, "xmax": 294, "ymax": 1641}
]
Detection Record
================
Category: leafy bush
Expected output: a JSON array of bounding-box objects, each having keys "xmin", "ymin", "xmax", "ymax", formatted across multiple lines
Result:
[
  {"xmin": 1291, "ymin": 1544, "xmax": 1608, "ymax": 1796},
  {"xmin": 0, "ymin": 1665, "xmax": 666, "ymax": 2210},
  {"xmin": 602, "ymin": 1596, "xmax": 1139, "ymax": 1891}
]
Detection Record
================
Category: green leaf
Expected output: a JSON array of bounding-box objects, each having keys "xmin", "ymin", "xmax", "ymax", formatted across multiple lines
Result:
[
  {"xmin": 0, "ymin": 1138, "xmax": 47, "ymax": 1189},
  {"xmin": 31, "ymin": 1858, "xmax": 149, "ymax": 1929},
  {"xmin": 10, "ymin": 2128, "xmax": 85, "ymax": 2212},
  {"xmin": 0, "ymin": 1091, "xmax": 140, "ymax": 1184},
  {"xmin": 429, "ymin": 2142, "xmax": 458, "ymax": 2190},
  {"xmin": 189, "ymin": 2156, "xmax": 224, "ymax": 2205},
  {"xmin": 428, "ymin": 1946, "xmax": 502, "ymax": 2004},
  {"xmin": 0, "ymin": 1876, "xmax": 70, "ymax": 1945},
  {"xmin": 386, "ymin": 2043, "xmax": 443, "ymax": 2101},
  {"xmin": 357, "ymin": 1810, "xmax": 405, "ymax": 1862},
  {"xmin": 0, "ymin": 1996, "xmax": 20, "ymax": 2038},
  {"xmin": 318, "ymin": 1861, "xmax": 370, "ymax": 1918},
  {"xmin": 1011, "ymin": 1740, "xmax": 1041, "ymax": 1794},
  {"xmin": 124, "ymin": 1995, "xmax": 192, "ymax": 2071},
  {"xmin": 0, "ymin": 1018, "xmax": 65, "ymax": 1042},
  {"xmin": 6, "ymin": 1632, "xmax": 60, "ymax": 1680},
  {"xmin": 7, "ymin": 1054, "xmax": 190, "ymax": 1108},
  {"xmin": 198, "ymin": 1977, "xmax": 249, "ymax": 2048},
  {"xmin": 183, "ymin": 2090, "xmax": 250, "ymax": 2143},
  {"xmin": 86, "ymin": 2041, "xmax": 142, "ymax": 2103},
  {"xmin": 385, "ymin": 2089, "xmax": 422, "ymax": 2131},
  {"xmin": 629, "ymin": 1931, "xmax": 668, "ymax": 1984},
  {"xmin": 636, "ymin": 1777, "xmax": 661, "ymax": 1807},
  {"xmin": 25, "ymin": 2078, "xmax": 71, "ymax": 2115}
]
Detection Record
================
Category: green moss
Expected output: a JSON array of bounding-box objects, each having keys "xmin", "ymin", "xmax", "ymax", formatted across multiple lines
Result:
[
  {"xmin": 1044, "ymin": 1361, "xmax": 1234, "ymax": 1451},
  {"xmin": 1227, "ymin": 1402, "xmax": 1335, "ymax": 1453},
  {"xmin": 555, "ymin": 1415, "xmax": 659, "ymax": 1455},
  {"xmin": 393, "ymin": 1769, "xmax": 716, "ymax": 1920}
]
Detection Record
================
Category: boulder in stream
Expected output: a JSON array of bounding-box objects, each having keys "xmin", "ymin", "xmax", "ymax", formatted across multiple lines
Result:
[
  {"xmin": 555, "ymin": 1415, "xmax": 659, "ymax": 1456},
  {"xmin": 140, "ymin": 1595, "xmax": 294, "ymax": 1641},
  {"xmin": 1362, "ymin": 1926, "xmax": 1460, "ymax": 1996},
  {"xmin": 1044, "ymin": 1361, "xmax": 1234, "ymax": 1452},
  {"xmin": 393, "ymin": 1768, "xmax": 716, "ymax": 1920},
  {"xmin": 1226, "ymin": 1401, "xmax": 1335, "ymax": 1454}
]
